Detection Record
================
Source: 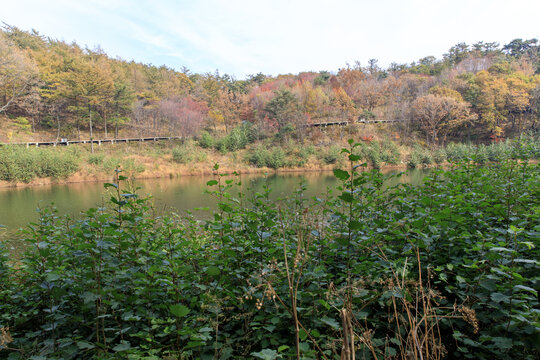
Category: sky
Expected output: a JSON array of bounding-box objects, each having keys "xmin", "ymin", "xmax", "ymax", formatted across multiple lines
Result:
[{"xmin": 2, "ymin": 0, "xmax": 539, "ymax": 78}]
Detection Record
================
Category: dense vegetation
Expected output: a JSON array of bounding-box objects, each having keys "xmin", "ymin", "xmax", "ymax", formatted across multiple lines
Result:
[
  {"xmin": 1, "ymin": 143, "xmax": 538, "ymax": 359},
  {"xmin": 1, "ymin": 24, "xmax": 539, "ymax": 146},
  {"xmin": 0, "ymin": 132, "xmax": 538, "ymax": 184}
]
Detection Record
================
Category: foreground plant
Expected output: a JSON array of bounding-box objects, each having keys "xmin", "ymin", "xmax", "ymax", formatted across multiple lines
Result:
[{"xmin": 0, "ymin": 142, "xmax": 538, "ymax": 359}]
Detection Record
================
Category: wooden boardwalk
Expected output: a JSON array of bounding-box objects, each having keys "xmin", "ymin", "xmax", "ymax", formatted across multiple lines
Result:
[
  {"xmin": 306, "ymin": 119, "xmax": 404, "ymax": 128},
  {"xmin": 3, "ymin": 136, "xmax": 182, "ymax": 148},
  {"xmin": 1, "ymin": 119, "xmax": 405, "ymax": 147}
]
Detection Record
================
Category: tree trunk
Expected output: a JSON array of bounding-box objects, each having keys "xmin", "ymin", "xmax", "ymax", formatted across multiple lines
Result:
[
  {"xmin": 89, "ymin": 105, "xmax": 94, "ymax": 154},
  {"xmin": 104, "ymin": 112, "xmax": 108, "ymax": 139},
  {"xmin": 56, "ymin": 113, "xmax": 60, "ymax": 141}
]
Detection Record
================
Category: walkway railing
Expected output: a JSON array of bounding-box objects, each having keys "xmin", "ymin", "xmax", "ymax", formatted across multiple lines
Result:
[
  {"xmin": 305, "ymin": 119, "xmax": 404, "ymax": 128},
  {"xmin": 2, "ymin": 136, "xmax": 183, "ymax": 147}
]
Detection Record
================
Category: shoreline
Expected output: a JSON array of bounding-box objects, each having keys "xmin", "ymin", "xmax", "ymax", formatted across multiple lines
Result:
[{"xmin": 0, "ymin": 163, "xmax": 411, "ymax": 189}]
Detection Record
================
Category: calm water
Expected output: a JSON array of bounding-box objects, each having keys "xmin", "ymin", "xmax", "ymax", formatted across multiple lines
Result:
[{"xmin": 0, "ymin": 169, "xmax": 429, "ymax": 252}]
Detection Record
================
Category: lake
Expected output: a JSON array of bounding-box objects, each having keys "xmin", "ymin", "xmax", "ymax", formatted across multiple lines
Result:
[{"xmin": 0, "ymin": 169, "xmax": 429, "ymax": 253}]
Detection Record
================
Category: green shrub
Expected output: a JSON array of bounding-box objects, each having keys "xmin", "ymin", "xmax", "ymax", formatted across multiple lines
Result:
[
  {"xmin": 246, "ymin": 146, "xmax": 270, "ymax": 168},
  {"xmin": 323, "ymin": 145, "xmax": 341, "ymax": 164},
  {"xmin": 2, "ymin": 157, "xmax": 537, "ymax": 359},
  {"xmin": 510, "ymin": 133, "xmax": 540, "ymax": 159},
  {"xmin": 198, "ymin": 131, "xmax": 215, "ymax": 149},
  {"xmin": 13, "ymin": 116, "xmax": 31, "ymax": 132},
  {"xmin": 266, "ymin": 148, "xmax": 285, "ymax": 169},
  {"xmin": 102, "ymin": 157, "xmax": 144, "ymax": 174},
  {"xmin": 432, "ymin": 147, "xmax": 447, "ymax": 164},
  {"xmin": 485, "ymin": 142, "xmax": 506, "ymax": 162},
  {"xmin": 473, "ymin": 145, "xmax": 489, "ymax": 164},
  {"xmin": 38, "ymin": 151, "xmax": 79, "ymax": 179},
  {"xmin": 445, "ymin": 142, "xmax": 474, "ymax": 163},
  {"xmin": 224, "ymin": 123, "xmax": 255, "ymax": 151},
  {"xmin": 0, "ymin": 146, "xmax": 79, "ymax": 182},
  {"xmin": 172, "ymin": 146, "xmax": 192, "ymax": 164},
  {"xmin": 204, "ymin": 123, "xmax": 256, "ymax": 153},
  {"xmin": 364, "ymin": 146, "xmax": 382, "ymax": 168},
  {"xmin": 379, "ymin": 140, "xmax": 401, "ymax": 164},
  {"xmin": 87, "ymin": 154, "xmax": 104, "ymax": 165},
  {"xmin": 408, "ymin": 146, "xmax": 433, "ymax": 168},
  {"xmin": 246, "ymin": 146, "xmax": 286, "ymax": 169}
]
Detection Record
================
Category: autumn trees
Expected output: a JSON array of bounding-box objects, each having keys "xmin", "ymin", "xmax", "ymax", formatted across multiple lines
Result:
[
  {"xmin": 412, "ymin": 94, "xmax": 476, "ymax": 145},
  {"xmin": 0, "ymin": 23, "xmax": 539, "ymax": 146},
  {"xmin": 0, "ymin": 32, "xmax": 39, "ymax": 114},
  {"xmin": 264, "ymin": 89, "xmax": 299, "ymax": 131}
]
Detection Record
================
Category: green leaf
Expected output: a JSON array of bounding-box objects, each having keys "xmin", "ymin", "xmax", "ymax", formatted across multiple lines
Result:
[
  {"xmin": 349, "ymin": 154, "xmax": 361, "ymax": 162},
  {"xmin": 491, "ymin": 337, "xmax": 513, "ymax": 350},
  {"xmin": 299, "ymin": 328, "xmax": 308, "ymax": 341},
  {"xmin": 46, "ymin": 272, "xmax": 60, "ymax": 282},
  {"xmin": 386, "ymin": 346, "xmax": 397, "ymax": 356},
  {"xmin": 76, "ymin": 341, "xmax": 95, "ymax": 350},
  {"xmin": 317, "ymin": 299, "xmax": 331, "ymax": 310},
  {"xmin": 339, "ymin": 192, "xmax": 354, "ymax": 203},
  {"xmin": 112, "ymin": 341, "xmax": 131, "ymax": 352},
  {"xmin": 321, "ymin": 317, "xmax": 340, "ymax": 329},
  {"xmin": 81, "ymin": 292, "xmax": 98, "ymax": 304},
  {"xmin": 206, "ymin": 180, "xmax": 218, "ymax": 186},
  {"xmin": 333, "ymin": 169, "xmax": 350, "ymax": 181},
  {"xmin": 251, "ymin": 349, "xmax": 278, "ymax": 360},
  {"xmin": 169, "ymin": 304, "xmax": 190, "ymax": 317},
  {"xmin": 349, "ymin": 220, "xmax": 362, "ymax": 230},
  {"xmin": 278, "ymin": 345, "xmax": 290, "ymax": 352},
  {"xmin": 206, "ymin": 265, "xmax": 221, "ymax": 276},
  {"xmin": 104, "ymin": 182, "xmax": 118, "ymax": 189},
  {"xmin": 490, "ymin": 292, "xmax": 510, "ymax": 303},
  {"xmin": 513, "ymin": 285, "xmax": 537, "ymax": 295}
]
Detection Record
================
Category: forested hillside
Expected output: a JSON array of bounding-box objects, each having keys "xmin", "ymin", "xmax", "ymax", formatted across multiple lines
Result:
[{"xmin": 1, "ymin": 24, "xmax": 539, "ymax": 144}]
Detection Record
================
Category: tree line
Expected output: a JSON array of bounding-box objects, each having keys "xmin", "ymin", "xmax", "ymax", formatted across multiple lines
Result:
[{"xmin": 1, "ymin": 24, "xmax": 539, "ymax": 145}]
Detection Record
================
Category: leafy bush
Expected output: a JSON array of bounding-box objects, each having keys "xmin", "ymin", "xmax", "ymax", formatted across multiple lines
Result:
[
  {"xmin": 408, "ymin": 146, "xmax": 433, "ymax": 168},
  {"xmin": 379, "ymin": 139, "xmax": 400, "ymax": 164},
  {"xmin": 433, "ymin": 147, "xmax": 447, "ymax": 164},
  {"xmin": 0, "ymin": 146, "xmax": 79, "ymax": 182},
  {"xmin": 198, "ymin": 131, "xmax": 215, "ymax": 149},
  {"xmin": 266, "ymin": 147, "xmax": 285, "ymax": 169},
  {"xmin": 323, "ymin": 145, "xmax": 341, "ymax": 164},
  {"xmin": 246, "ymin": 146, "xmax": 286, "ymax": 169},
  {"xmin": 363, "ymin": 145, "xmax": 382, "ymax": 168},
  {"xmin": 202, "ymin": 123, "xmax": 256, "ymax": 153},
  {"xmin": 102, "ymin": 157, "xmax": 144, "ymax": 174},
  {"xmin": 293, "ymin": 145, "xmax": 315, "ymax": 166},
  {"xmin": 87, "ymin": 154, "xmax": 104, "ymax": 165},
  {"xmin": 510, "ymin": 133, "xmax": 540, "ymax": 159},
  {"xmin": 172, "ymin": 146, "xmax": 192, "ymax": 164},
  {"xmin": 443, "ymin": 136, "xmax": 540, "ymax": 164},
  {"xmin": 1, "ymin": 154, "xmax": 537, "ymax": 359},
  {"xmin": 246, "ymin": 146, "xmax": 269, "ymax": 168},
  {"xmin": 445, "ymin": 142, "xmax": 475, "ymax": 163},
  {"xmin": 473, "ymin": 144, "xmax": 490, "ymax": 164},
  {"xmin": 12, "ymin": 117, "xmax": 31, "ymax": 132}
]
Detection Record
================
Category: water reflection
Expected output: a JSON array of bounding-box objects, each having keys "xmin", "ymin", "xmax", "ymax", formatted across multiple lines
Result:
[{"xmin": 0, "ymin": 168, "xmax": 430, "ymax": 250}]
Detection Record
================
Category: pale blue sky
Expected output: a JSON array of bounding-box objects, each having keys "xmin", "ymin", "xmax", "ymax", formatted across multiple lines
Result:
[{"xmin": 2, "ymin": 0, "xmax": 539, "ymax": 78}]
